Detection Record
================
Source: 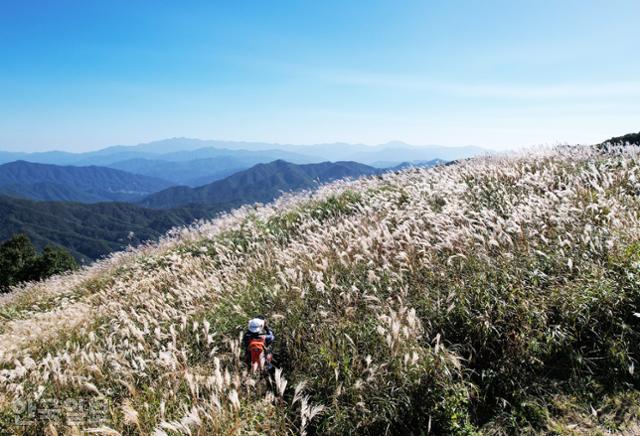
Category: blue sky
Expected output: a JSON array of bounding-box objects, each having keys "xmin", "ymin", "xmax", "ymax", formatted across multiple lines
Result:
[{"xmin": 1, "ymin": 0, "xmax": 639, "ymax": 152}]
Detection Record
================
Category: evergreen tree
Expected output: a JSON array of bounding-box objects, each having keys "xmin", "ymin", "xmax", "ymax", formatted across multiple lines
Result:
[
  {"xmin": 32, "ymin": 245, "xmax": 78, "ymax": 281},
  {"xmin": 0, "ymin": 233, "xmax": 38, "ymax": 289},
  {"xmin": 0, "ymin": 234, "xmax": 77, "ymax": 292}
]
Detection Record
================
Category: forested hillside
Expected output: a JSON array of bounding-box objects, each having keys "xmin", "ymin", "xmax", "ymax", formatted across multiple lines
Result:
[
  {"xmin": 0, "ymin": 161, "xmax": 173, "ymax": 202},
  {"xmin": 140, "ymin": 160, "xmax": 379, "ymax": 208},
  {"xmin": 605, "ymin": 131, "xmax": 640, "ymax": 145},
  {"xmin": 0, "ymin": 196, "xmax": 215, "ymax": 262}
]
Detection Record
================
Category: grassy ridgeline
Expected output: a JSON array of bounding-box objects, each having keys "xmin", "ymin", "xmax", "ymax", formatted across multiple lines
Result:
[{"xmin": 1, "ymin": 146, "xmax": 639, "ymax": 434}]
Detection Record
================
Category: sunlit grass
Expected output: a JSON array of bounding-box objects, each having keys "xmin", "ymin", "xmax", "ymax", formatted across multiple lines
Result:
[{"xmin": 1, "ymin": 145, "xmax": 639, "ymax": 434}]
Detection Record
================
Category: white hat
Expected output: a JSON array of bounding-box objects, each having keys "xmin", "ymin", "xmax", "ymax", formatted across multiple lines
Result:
[{"xmin": 248, "ymin": 318, "xmax": 265, "ymax": 333}]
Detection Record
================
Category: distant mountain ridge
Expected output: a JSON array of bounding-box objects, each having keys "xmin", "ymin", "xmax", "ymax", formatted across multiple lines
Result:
[
  {"xmin": 104, "ymin": 149, "xmax": 315, "ymax": 186},
  {"xmin": 0, "ymin": 142, "xmax": 465, "ymax": 261},
  {"xmin": 0, "ymin": 137, "xmax": 488, "ymax": 167},
  {"xmin": 105, "ymin": 158, "xmax": 245, "ymax": 187},
  {"xmin": 0, "ymin": 161, "xmax": 174, "ymax": 202},
  {"xmin": 0, "ymin": 142, "xmax": 316, "ymax": 167},
  {"xmin": 140, "ymin": 160, "xmax": 380, "ymax": 209},
  {"xmin": 105, "ymin": 138, "xmax": 487, "ymax": 164}
]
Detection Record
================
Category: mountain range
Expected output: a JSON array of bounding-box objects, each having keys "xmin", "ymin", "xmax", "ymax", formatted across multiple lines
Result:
[
  {"xmin": 0, "ymin": 161, "xmax": 173, "ymax": 202},
  {"xmin": 0, "ymin": 137, "xmax": 472, "ymax": 260},
  {"xmin": 104, "ymin": 149, "xmax": 315, "ymax": 186},
  {"xmin": 0, "ymin": 159, "xmax": 384, "ymax": 260},
  {"xmin": 59, "ymin": 137, "xmax": 486, "ymax": 163},
  {"xmin": 0, "ymin": 137, "xmax": 484, "ymax": 169},
  {"xmin": 0, "ymin": 132, "xmax": 632, "ymax": 264},
  {"xmin": 140, "ymin": 160, "xmax": 380, "ymax": 209},
  {"xmin": 0, "ymin": 138, "xmax": 484, "ymax": 197},
  {"xmin": 104, "ymin": 157, "xmax": 243, "ymax": 187}
]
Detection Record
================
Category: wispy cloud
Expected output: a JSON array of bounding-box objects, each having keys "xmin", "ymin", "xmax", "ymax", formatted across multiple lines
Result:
[
  {"xmin": 226, "ymin": 56, "xmax": 640, "ymax": 100},
  {"xmin": 312, "ymin": 69, "xmax": 640, "ymax": 99}
]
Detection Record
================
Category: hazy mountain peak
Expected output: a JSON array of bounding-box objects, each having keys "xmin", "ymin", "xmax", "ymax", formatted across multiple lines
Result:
[{"xmin": 380, "ymin": 140, "xmax": 412, "ymax": 147}]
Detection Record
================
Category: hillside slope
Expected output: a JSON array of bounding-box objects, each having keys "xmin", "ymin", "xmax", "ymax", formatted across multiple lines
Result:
[
  {"xmin": 140, "ymin": 159, "xmax": 379, "ymax": 208},
  {"xmin": 1, "ymin": 147, "xmax": 640, "ymax": 434},
  {"xmin": 0, "ymin": 161, "xmax": 173, "ymax": 202}
]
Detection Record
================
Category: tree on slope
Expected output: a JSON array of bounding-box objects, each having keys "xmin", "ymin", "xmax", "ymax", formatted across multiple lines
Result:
[{"xmin": 0, "ymin": 233, "xmax": 77, "ymax": 292}]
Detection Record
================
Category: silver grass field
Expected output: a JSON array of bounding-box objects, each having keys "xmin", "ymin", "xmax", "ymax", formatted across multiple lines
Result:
[{"xmin": 1, "ymin": 146, "xmax": 640, "ymax": 434}]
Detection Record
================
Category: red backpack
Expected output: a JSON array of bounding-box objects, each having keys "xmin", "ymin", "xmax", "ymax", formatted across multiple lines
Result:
[{"xmin": 248, "ymin": 336, "xmax": 266, "ymax": 368}]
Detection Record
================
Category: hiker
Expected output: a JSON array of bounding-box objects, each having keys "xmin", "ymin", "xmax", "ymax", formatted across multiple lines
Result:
[{"xmin": 242, "ymin": 316, "xmax": 275, "ymax": 371}]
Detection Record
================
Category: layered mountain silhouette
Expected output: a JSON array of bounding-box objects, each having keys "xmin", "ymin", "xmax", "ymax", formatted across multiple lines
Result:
[
  {"xmin": 104, "ymin": 150, "xmax": 315, "ymax": 186},
  {"xmin": 0, "ymin": 138, "xmax": 478, "ymax": 261},
  {"xmin": 0, "ymin": 137, "xmax": 485, "ymax": 170},
  {"xmin": 0, "ymin": 160, "xmax": 380, "ymax": 260},
  {"xmin": 140, "ymin": 160, "xmax": 379, "ymax": 209},
  {"xmin": 0, "ymin": 161, "xmax": 174, "ymax": 202},
  {"xmin": 105, "ymin": 157, "xmax": 247, "ymax": 187}
]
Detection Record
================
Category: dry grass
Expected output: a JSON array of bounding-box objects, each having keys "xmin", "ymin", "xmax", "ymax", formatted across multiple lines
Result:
[{"xmin": 1, "ymin": 145, "xmax": 639, "ymax": 434}]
